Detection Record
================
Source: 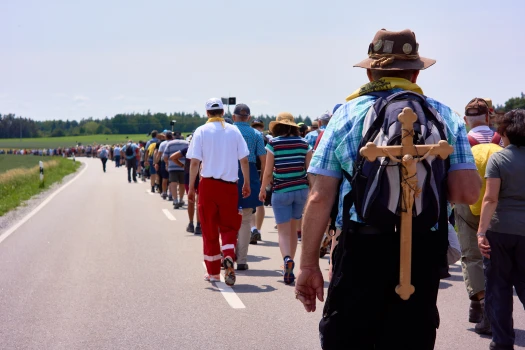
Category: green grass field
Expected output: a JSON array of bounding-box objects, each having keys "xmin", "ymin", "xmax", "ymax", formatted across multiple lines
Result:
[
  {"xmin": 0, "ymin": 135, "xmax": 150, "ymax": 149},
  {"xmin": 0, "ymin": 156, "xmax": 81, "ymax": 216},
  {"xmin": 0, "ymin": 154, "xmax": 46, "ymax": 174}
]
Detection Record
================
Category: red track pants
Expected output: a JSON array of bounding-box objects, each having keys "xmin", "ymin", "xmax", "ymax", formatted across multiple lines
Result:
[{"xmin": 198, "ymin": 178, "xmax": 242, "ymax": 275}]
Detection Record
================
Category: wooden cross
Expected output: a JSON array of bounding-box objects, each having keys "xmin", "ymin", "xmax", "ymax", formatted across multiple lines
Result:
[{"xmin": 360, "ymin": 107, "xmax": 453, "ymax": 300}]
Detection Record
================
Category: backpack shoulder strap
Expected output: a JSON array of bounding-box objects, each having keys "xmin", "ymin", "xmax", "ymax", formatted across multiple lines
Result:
[
  {"xmin": 468, "ymin": 135, "xmax": 480, "ymax": 147},
  {"xmin": 467, "ymin": 134, "xmax": 479, "ymax": 147},
  {"xmin": 491, "ymin": 132, "xmax": 502, "ymax": 145}
]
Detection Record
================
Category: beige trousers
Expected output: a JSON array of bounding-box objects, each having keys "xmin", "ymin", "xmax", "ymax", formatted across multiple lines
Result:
[
  {"xmin": 236, "ymin": 208, "xmax": 254, "ymax": 265},
  {"xmin": 455, "ymin": 204, "xmax": 485, "ymax": 300}
]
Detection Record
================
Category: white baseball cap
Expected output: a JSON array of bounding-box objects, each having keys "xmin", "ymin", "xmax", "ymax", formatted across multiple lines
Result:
[{"xmin": 205, "ymin": 98, "xmax": 224, "ymax": 111}]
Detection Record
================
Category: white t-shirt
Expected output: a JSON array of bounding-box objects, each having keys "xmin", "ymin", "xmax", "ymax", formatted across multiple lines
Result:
[{"xmin": 187, "ymin": 121, "xmax": 249, "ymax": 182}]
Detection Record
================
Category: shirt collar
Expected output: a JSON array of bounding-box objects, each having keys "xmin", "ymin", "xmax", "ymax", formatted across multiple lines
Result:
[{"xmin": 470, "ymin": 125, "xmax": 491, "ymax": 133}]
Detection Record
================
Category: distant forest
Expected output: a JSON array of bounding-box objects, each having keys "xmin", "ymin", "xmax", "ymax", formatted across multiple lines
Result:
[
  {"xmin": 0, "ymin": 111, "xmax": 313, "ymax": 139},
  {"xmin": 1, "ymin": 93, "xmax": 523, "ymax": 139}
]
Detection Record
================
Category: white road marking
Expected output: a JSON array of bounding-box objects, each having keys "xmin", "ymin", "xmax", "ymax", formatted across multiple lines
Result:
[
  {"xmin": 202, "ymin": 262, "xmax": 246, "ymax": 309},
  {"xmin": 0, "ymin": 161, "xmax": 89, "ymax": 245},
  {"xmin": 162, "ymin": 209, "xmax": 176, "ymax": 221}
]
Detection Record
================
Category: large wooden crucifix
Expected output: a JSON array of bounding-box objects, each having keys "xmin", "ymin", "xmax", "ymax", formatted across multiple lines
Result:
[{"xmin": 360, "ymin": 107, "xmax": 453, "ymax": 300}]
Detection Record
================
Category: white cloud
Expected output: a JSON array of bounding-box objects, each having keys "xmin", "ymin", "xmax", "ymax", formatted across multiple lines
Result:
[
  {"xmin": 73, "ymin": 95, "xmax": 90, "ymax": 102},
  {"xmin": 0, "ymin": 94, "xmax": 8, "ymax": 99},
  {"xmin": 52, "ymin": 93, "xmax": 67, "ymax": 98}
]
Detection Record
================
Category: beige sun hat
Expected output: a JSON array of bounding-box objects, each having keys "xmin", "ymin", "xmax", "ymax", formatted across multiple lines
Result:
[{"xmin": 269, "ymin": 112, "xmax": 298, "ymax": 134}]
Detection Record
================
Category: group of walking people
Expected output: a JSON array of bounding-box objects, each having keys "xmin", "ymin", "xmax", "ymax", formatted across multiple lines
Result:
[
  {"xmin": 183, "ymin": 28, "xmax": 524, "ymax": 350},
  {"xmin": 92, "ymin": 27, "xmax": 524, "ymax": 350}
]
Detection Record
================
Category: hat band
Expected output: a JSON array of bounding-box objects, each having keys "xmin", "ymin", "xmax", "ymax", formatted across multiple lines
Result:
[{"xmin": 368, "ymin": 53, "xmax": 419, "ymax": 68}]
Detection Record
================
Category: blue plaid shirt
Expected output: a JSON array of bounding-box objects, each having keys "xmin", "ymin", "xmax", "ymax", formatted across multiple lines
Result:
[
  {"xmin": 308, "ymin": 89, "xmax": 476, "ymax": 228},
  {"xmin": 304, "ymin": 129, "xmax": 319, "ymax": 148},
  {"xmin": 234, "ymin": 122, "xmax": 266, "ymax": 163}
]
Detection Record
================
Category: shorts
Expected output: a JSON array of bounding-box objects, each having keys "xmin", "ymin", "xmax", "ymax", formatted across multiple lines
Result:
[
  {"xmin": 169, "ymin": 170, "xmax": 185, "ymax": 183},
  {"xmin": 159, "ymin": 161, "xmax": 169, "ymax": 179},
  {"xmin": 271, "ymin": 188, "xmax": 308, "ymax": 224},
  {"xmin": 149, "ymin": 159, "xmax": 157, "ymax": 175}
]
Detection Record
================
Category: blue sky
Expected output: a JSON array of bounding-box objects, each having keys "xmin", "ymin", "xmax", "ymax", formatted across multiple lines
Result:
[{"xmin": 1, "ymin": 0, "xmax": 524, "ymax": 121}]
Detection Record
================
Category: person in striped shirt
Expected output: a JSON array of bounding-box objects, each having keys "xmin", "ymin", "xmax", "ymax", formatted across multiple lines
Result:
[
  {"xmin": 259, "ymin": 112, "xmax": 312, "ymax": 285},
  {"xmin": 464, "ymin": 98, "xmax": 504, "ymax": 147}
]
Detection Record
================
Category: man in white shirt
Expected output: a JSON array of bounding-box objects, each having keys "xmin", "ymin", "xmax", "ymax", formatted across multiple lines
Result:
[{"xmin": 187, "ymin": 98, "xmax": 250, "ymax": 286}]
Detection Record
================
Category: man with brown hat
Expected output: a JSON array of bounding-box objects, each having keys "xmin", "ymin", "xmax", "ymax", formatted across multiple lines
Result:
[{"xmin": 296, "ymin": 28, "xmax": 481, "ymax": 349}]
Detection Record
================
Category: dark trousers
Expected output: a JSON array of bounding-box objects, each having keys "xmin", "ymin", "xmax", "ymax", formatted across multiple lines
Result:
[
  {"xmin": 126, "ymin": 158, "xmax": 137, "ymax": 182},
  {"xmin": 320, "ymin": 224, "xmax": 442, "ymax": 350},
  {"xmin": 101, "ymin": 158, "xmax": 108, "ymax": 172},
  {"xmin": 484, "ymin": 231, "xmax": 525, "ymax": 347},
  {"xmin": 115, "ymin": 155, "xmax": 121, "ymax": 167}
]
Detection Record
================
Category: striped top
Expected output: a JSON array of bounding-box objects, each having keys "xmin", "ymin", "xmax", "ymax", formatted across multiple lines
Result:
[
  {"xmin": 468, "ymin": 126, "xmax": 504, "ymax": 147},
  {"xmin": 266, "ymin": 136, "xmax": 312, "ymax": 193}
]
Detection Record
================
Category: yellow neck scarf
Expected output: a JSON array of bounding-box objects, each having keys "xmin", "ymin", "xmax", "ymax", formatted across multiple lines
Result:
[
  {"xmin": 206, "ymin": 117, "xmax": 225, "ymax": 128},
  {"xmin": 346, "ymin": 77, "xmax": 424, "ymax": 102}
]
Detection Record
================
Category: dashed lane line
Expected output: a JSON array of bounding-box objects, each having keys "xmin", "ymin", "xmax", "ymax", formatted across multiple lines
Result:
[
  {"xmin": 162, "ymin": 209, "xmax": 176, "ymax": 221},
  {"xmin": 202, "ymin": 262, "xmax": 246, "ymax": 309}
]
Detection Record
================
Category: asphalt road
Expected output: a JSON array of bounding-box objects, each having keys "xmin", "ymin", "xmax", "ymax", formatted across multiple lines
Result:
[{"xmin": 0, "ymin": 157, "xmax": 523, "ymax": 350}]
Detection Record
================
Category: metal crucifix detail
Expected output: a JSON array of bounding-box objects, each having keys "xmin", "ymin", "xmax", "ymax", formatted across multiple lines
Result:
[{"xmin": 360, "ymin": 107, "xmax": 453, "ymax": 300}]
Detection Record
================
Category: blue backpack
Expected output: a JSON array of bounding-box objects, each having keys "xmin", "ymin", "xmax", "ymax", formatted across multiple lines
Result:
[{"xmin": 343, "ymin": 91, "xmax": 450, "ymax": 232}]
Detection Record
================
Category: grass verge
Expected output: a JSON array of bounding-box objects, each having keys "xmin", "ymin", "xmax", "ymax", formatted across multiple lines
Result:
[{"xmin": 0, "ymin": 157, "xmax": 81, "ymax": 216}]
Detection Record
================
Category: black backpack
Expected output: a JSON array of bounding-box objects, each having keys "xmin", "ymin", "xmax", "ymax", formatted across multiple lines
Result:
[
  {"xmin": 343, "ymin": 91, "xmax": 450, "ymax": 233},
  {"xmin": 125, "ymin": 145, "xmax": 134, "ymax": 157}
]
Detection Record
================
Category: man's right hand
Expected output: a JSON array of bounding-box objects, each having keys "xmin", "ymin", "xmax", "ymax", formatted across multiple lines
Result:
[
  {"xmin": 242, "ymin": 182, "xmax": 251, "ymax": 198},
  {"xmin": 295, "ymin": 266, "xmax": 325, "ymax": 313},
  {"xmin": 188, "ymin": 187, "xmax": 196, "ymax": 204}
]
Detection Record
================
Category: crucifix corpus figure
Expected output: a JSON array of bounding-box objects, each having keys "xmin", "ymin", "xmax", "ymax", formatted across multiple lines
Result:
[{"xmin": 360, "ymin": 107, "xmax": 453, "ymax": 300}]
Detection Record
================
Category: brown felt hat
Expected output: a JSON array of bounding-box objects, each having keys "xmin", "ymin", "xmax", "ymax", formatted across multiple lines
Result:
[
  {"xmin": 354, "ymin": 29, "xmax": 436, "ymax": 71},
  {"xmin": 269, "ymin": 112, "xmax": 298, "ymax": 134}
]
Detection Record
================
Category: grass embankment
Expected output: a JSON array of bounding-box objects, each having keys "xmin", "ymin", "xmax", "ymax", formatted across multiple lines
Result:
[
  {"xmin": 0, "ymin": 133, "xmax": 192, "ymax": 149},
  {"xmin": 0, "ymin": 156, "xmax": 81, "ymax": 216}
]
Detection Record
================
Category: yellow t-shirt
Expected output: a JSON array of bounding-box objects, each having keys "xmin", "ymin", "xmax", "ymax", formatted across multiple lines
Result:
[{"xmin": 470, "ymin": 143, "xmax": 503, "ymax": 215}]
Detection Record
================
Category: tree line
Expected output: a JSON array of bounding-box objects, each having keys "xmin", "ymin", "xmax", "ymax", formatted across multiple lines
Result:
[
  {"xmin": 0, "ymin": 111, "xmax": 313, "ymax": 139},
  {"xmin": 1, "ymin": 93, "xmax": 523, "ymax": 139}
]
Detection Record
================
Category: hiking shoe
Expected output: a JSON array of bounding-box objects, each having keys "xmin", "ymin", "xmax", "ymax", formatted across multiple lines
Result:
[
  {"xmin": 195, "ymin": 224, "xmax": 202, "ymax": 235},
  {"xmin": 469, "ymin": 300, "xmax": 482, "ymax": 323},
  {"xmin": 162, "ymin": 192, "xmax": 167, "ymax": 200},
  {"xmin": 251, "ymin": 229, "xmax": 261, "ymax": 241},
  {"xmin": 168, "ymin": 195, "xmax": 173, "ymax": 201},
  {"xmin": 236, "ymin": 263, "xmax": 249, "ymax": 271},
  {"xmin": 474, "ymin": 315, "xmax": 492, "ymax": 335},
  {"xmin": 179, "ymin": 200, "xmax": 185, "ymax": 206},
  {"xmin": 489, "ymin": 342, "xmax": 514, "ymax": 350},
  {"xmin": 283, "ymin": 257, "xmax": 295, "ymax": 285},
  {"xmin": 186, "ymin": 222, "xmax": 195, "ymax": 233},
  {"xmin": 151, "ymin": 186, "xmax": 155, "ymax": 193},
  {"xmin": 297, "ymin": 232, "xmax": 302, "ymax": 242},
  {"xmin": 223, "ymin": 257, "xmax": 236, "ymax": 286}
]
